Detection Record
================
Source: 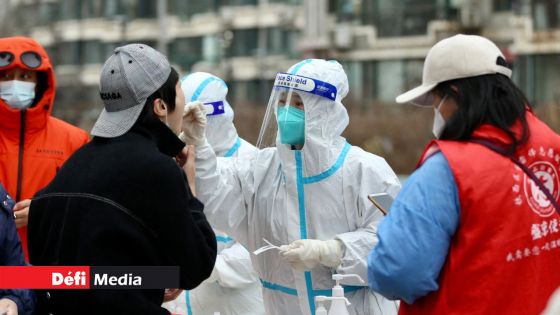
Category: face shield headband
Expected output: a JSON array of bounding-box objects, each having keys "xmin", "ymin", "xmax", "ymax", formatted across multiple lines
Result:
[{"xmin": 256, "ymin": 72, "xmax": 337, "ymax": 149}]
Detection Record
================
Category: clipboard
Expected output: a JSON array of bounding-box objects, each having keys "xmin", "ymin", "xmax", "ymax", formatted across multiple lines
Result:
[{"xmin": 367, "ymin": 193, "xmax": 393, "ymax": 216}]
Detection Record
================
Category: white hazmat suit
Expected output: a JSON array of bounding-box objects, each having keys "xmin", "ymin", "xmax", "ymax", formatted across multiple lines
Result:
[
  {"xmin": 164, "ymin": 72, "xmax": 264, "ymax": 315},
  {"xmin": 183, "ymin": 60, "xmax": 401, "ymax": 315}
]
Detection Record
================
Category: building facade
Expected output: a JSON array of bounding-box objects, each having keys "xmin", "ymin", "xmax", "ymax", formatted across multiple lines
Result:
[
  {"xmin": 1, "ymin": 0, "xmax": 559, "ymax": 172},
  {"xmin": 3, "ymin": 1, "xmax": 560, "ymax": 107}
]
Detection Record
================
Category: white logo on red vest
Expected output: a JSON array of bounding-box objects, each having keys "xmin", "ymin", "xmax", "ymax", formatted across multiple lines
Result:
[{"xmin": 523, "ymin": 161, "xmax": 559, "ymax": 218}]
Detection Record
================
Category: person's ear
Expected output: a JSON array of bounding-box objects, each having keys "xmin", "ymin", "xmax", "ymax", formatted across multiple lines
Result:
[{"xmin": 152, "ymin": 98, "xmax": 167, "ymax": 118}]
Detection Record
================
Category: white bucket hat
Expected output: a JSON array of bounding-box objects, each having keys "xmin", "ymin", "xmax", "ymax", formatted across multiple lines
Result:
[{"xmin": 396, "ymin": 34, "xmax": 512, "ymax": 106}]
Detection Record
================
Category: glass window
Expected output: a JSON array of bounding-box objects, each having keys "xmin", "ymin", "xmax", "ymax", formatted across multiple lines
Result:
[
  {"xmin": 102, "ymin": 0, "xmax": 126, "ymax": 18},
  {"xmin": 403, "ymin": 60, "xmax": 423, "ymax": 94},
  {"xmin": 135, "ymin": 0, "xmax": 157, "ymax": 18},
  {"xmin": 170, "ymin": 0, "xmax": 214, "ymax": 20},
  {"xmin": 169, "ymin": 0, "xmax": 188, "ymax": 14},
  {"xmin": 82, "ymin": 41, "xmax": 104, "ymax": 64},
  {"xmin": 376, "ymin": 59, "xmax": 423, "ymax": 103},
  {"xmin": 227, "ymin": 28, "xmax": 259, "ymax": 57},
  {"xmin": 269, "ymin": 0, "xmax": 301, "ymax": 3},
  {"xmin": 342, "ymin": 61, "xmax": 363, "ymax": 106},
  {"xmin": 60, "ymin": 0, "xmax": 81, "ymax": 20},
  {"xmin": 45, "ymin": 46, "xmax": 58, "ymax": 66},
  {"xmin": 83, "ymin": 0, "xmax": 104, "ymax": 18},
  {"xmin": 362, "ymin": 61, "xmax": 378, "ymax": 104},
  {"xmin": 377, "ymin": 61, "xmax": 403, "ymax": 102},
  {"xmin": 169, "ymin": 37, "xmax": 203, "ymax": 71},
  {"xmin": 229, "ymin": 79, "xmax": 270, "ymax": 105},
  {"xmin": 285, "ymin": 30, "xmax": 301, "ymax": 58},
  {"xmin": 266, "ymin": 28, "xmax": 286, "ymax": 55},
  {"xmin": 513, "ymin": 55, "xmax": 535, "ymax": 103},
  {"xmin": 493, "ymin": 0, "xmax": 513, "ymax": 12},
  {"xmin": 202, "ymin": 35, "xmax": 222, "ymax": 64},
  {"xmin": 38, "ymin": 2, "xmax": 59, "ymax": 25},
  {"xmin": 103, "ymin": 42, "xmax": 120, "ymax": 59},
  {"xmin": 57, "ymin": 41, "xmax": 81, "ymax": 65},
  {"xmin": 330, "ymin": 0, "xmax": 356, "ymax": 21},
  {"xmin": 360, "ymin": 0, "xmax": 456, "ymax": 36},
  {"xmin": 221, "ymin": 0, "xmax": 258, "ymax": 6},
  {"xmin": 514, "ymin": 54, "xmax": 560, "ymax": 105},
  {"xmin": 533, "ymin": 0, "xmax": 560, "ymax": 30}
]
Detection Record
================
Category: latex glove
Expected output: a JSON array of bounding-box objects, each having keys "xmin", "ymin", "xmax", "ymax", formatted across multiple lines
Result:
[
  {"xmin": 179, "ymin": 101, "xmax": 207, "ymax": 146},
  {"xmin": 279, "ymin": 239, "xmax": 344, "ymax": 271}
]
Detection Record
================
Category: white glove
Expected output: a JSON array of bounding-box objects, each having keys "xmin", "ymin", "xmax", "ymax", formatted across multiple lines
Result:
[
  {"xmin": 279, "ymin": 239, "xmax": 344, "ymax": 271},
  {"xmin": 179, "ymin": 101, "xmax": 207, "ymax": 146}
]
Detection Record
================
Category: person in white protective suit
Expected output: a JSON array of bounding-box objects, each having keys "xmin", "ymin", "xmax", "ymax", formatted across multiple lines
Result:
[
  {"xmin": 182, "ymin": 72, "xmax": 256, "ymax": 158},
  {"xmin": 180, "ymin": 59, "xmax": 401, "ymax": 315},
  {"xmin": 163, "ymin": 72, "xmax": 265, "ymax": 315}
]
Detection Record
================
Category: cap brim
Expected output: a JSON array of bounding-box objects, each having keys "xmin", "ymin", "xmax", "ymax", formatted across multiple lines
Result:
[
  {"xmin": 395, "ymin": 83, "xmax": 437, "ymax": 106},
  {"xmin": 91, "ymin": 102, "xmax": 145, "ymax": 138}
]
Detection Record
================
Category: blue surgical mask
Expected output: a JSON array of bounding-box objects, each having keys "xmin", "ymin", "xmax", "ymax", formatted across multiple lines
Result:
[
  {"xmin": 0, "ymin": 80, "xmax": 36, "ymax": 110},
  {"xmin": 277, "ymin": 106, "xmax": 305, "ymax": 145}
]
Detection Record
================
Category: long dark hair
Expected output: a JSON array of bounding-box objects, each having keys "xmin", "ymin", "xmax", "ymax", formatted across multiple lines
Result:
[
  {"xmin": 435, "ymin": 73, "xmax": 531, "ymax": 154},
  {"xmin": 134, "ymin": 66, "xmax": 179, "ymax": 127}
]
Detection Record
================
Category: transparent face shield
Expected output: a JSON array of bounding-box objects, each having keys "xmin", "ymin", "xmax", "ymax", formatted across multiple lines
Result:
[{"xmin": 256, "ymin": 72, "xmax": 337, "ymax": 149}]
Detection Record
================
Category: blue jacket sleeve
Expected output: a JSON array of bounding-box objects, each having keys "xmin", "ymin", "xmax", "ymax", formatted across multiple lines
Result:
[
  {"xmin": 367, "ymin": 152, "xmax": 460, "ymax": 304},
  {"xmin": 0, "ymin": 183, "xmax": 36, "ymax": 315}
]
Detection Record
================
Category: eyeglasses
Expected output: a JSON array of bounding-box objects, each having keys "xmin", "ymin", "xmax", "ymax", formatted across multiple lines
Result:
[{"xmin": 0, "ymin": 51, "xmax": 42, "ymax": 69}]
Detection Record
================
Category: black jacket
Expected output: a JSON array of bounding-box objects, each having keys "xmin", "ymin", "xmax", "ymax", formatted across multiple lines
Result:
[
  {"xmin": 27, "ymin": 121, "xmax": 217, "ymax": 315},
  {"xmin": 0, "ymin": 183, "xmax": 35, "ymax": 314}
]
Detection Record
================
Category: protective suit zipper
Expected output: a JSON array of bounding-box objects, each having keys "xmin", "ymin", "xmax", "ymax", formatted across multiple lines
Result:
[{"xmin": 16, "ymin": 109, "xmax": 26, "ymax": 201}]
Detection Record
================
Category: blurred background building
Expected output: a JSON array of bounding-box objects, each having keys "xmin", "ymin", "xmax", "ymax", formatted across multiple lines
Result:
[{"xmin": 1, "ymin": 0, "xmax": 560, "ymax": 173}]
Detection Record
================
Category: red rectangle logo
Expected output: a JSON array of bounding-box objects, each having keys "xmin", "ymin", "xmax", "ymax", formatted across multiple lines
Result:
[{"xmin": 0, "ymin": 266, "xmax": 90, "ymax": 289}]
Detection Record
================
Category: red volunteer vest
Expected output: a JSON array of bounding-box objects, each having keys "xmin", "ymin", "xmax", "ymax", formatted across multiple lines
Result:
[{"xmin": 400, "ymin": 111, "xmax": 560, "ymax": 315}]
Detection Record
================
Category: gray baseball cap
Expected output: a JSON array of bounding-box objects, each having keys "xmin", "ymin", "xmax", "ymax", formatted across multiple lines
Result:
[{"xmin": 91, "ymin": 43, "xmax": 171, "ymax": 138}]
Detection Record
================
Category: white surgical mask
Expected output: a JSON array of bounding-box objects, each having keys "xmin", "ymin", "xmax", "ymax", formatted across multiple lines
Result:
[
  {"xmin": 0, "ymin": 80, "xmax": 36, "ymax": 110},
  {"xmin": 432, "ymin": 95, "xmax": 448, "ymax": 139}
]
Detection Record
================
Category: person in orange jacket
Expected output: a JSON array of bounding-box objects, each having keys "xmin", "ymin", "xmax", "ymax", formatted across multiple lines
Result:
[{"xmin": 0, "ymin": 36, "xmax": 89, "ymax": 260}]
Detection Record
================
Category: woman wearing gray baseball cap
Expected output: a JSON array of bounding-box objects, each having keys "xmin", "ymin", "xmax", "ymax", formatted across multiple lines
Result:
[
  {"xmin": 368, "ymin": 34, "xmax": 560, "ymax": 314},
  {"xmin": 27, "ymin": 44, "xmax": 217, "ymax": 314}
]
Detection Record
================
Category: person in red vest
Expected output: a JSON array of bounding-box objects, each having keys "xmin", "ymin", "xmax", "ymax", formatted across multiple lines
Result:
[
  {"xmin": 0, "ymin": 37, "xmax": 89, "ymax": 260},
  {"xmin": 368, "ymin": 34, "xmax": 560, "ymax": 315}
]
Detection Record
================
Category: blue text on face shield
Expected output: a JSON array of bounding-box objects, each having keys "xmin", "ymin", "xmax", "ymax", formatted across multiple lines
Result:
[{"xmin": 277, "ymin": 106, "xmax": 305, "ymax": 145}]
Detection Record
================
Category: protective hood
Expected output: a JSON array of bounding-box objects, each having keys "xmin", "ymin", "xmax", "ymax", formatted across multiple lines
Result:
[
  {"xmin": 181, "ymin": 72, "xmax": 239, "ymax": 156},
  {"xmin": 258, "ymin": 59, "xmax": 350, "ymax": 176},
  {"xmin": 0, "ymin": 36, "xmax": 55, "ymax": 134}
]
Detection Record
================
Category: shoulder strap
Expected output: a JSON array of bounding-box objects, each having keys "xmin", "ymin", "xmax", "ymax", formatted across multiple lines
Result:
[{"xmin": 471, "ymin": 138, "xmax": 560, "ymax": 215}]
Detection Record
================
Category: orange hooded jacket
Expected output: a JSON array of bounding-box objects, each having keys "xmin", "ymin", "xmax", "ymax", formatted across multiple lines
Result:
[{"xmin": 0, "ymin": 37, "xmax": 89, "ymax": 260}]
